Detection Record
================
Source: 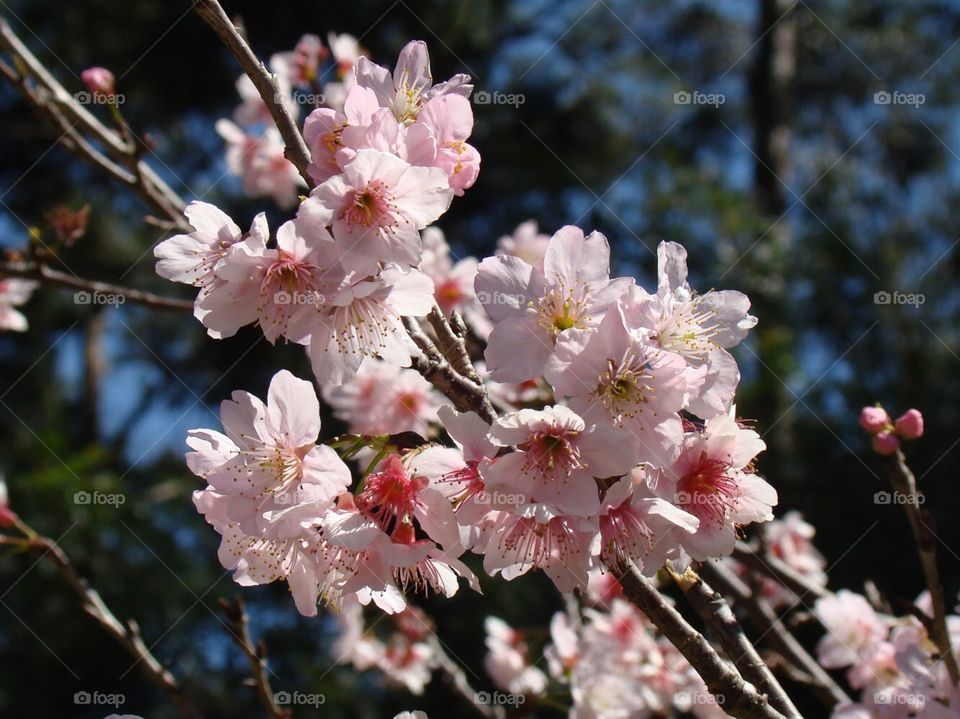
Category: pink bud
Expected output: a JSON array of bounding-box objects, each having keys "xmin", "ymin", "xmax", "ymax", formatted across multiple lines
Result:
[
  {"xmin": 81, "ymin": 67, "xmax": 115, "ymax": 97},
  {"xmin": 859, "ymin": 406, "xmax": 890, "ymax": 434},
  {"xmin": 872, "ymin": 431, "xmax": 901, "ymax": 456},
  {"xmin": 895, "ymin": 409, "xmax": 924, "ymax": 440}
]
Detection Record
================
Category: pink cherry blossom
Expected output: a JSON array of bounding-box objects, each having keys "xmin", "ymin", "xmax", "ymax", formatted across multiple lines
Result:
[
  {"xmin": 299, "ymin": 148, "xmax": 453, "ymax": 275},
  {"xmin": 652, "ymin": 412, "xmax": 775, "ymax": 560},
  {"xmin": 416, "ymin": 94, "xmax": 480, "ymax": 195},
  {"xmin": 286, "ymin": 264, "xmax": 435, "ymax": 386},
  {"xmin": 622, "ymin": 241, "xmax": 757, "ymax": 418},
  {"xmin": 274, "ymin": 34, "xmax": 327, "ymax": 88},
  {"xmin": 476, "ymin": 225, "xmax": 632, "ymax": 382},
  {"xmin": 766, "ymin": 511, "xmax": 828, "ymax": 584},
  {"xmin": 354, "ymin": 40, "xmax": 472, "ymax": 126},
  {"xmin": 318, "ymin": 33, "xmax": 364, "ymax": 111},
  {"xmin": 483, "ymin": 616, "xmax": 548, "ymax": 696},
  {"xmin": 497, "ymin": 220, "xmax": 551, "ymax": 271},
  {"xmin": 320, "ymin": 456, "xmax": 477, "ymax": 605},
  {"xmin": 193, "ymin": 488, "xmax": 330, "ymax": 616},
  {"xmin": 813, "ymin": 590, "xmax": 892, "ymax": 670},
  {"xmin": 216, "ymin": 121, "xmax": 304, "ymax": 208},
  {"xmin": 482, "ymin": 504, "xmax": 596, "ymax": 593},
  {"xmin": 404, "ymin": 406, "xmax": 500, "ymax": 538},
  {"xmin": 187, "ymin": 370, "xmax": 351, "ymax": 536},
  {"xmin": 303, "ymin": 85, "xmax": 381, "ymax": 184},
  {"xmin": 194, "ymin": 218, "xmax": 335, "ymax": 343},
  {"xmin": 321, "ymin": 359, "xmax": 445, "ymax": 437},
  {"xmin": 333, "ymin": 600, "xmax": 436, "ymax": 694},
  {"xmin": 418, "ymin": 227, "xmax": 488, "ymax": 329},
  {"xmin": 483, "ymin": 405, "xmax": 638, "ymax": 516},
  {"xmin": 860, "ymin": 405, "xmax": 891, "ymax": 434},
  {"xmin": 872, "ymin": 430, "xmax": 901, "ymax": 456},
  {"xmin": 546, "ymin": 302, "xmax": 688, "ymax": 466},
  {"xmin": 0, "ymin": 278, "xmax": 36, "ymax": 332},
  {"xmin": 80, "ymin": 66, "xmax": 115, "ymax": 96},
  {"xmin": 153, "ymin": 201, "xmax": 250, "ymax": 291},
  {"xmin": 585, "ymin": 568, "xmax": 625, "ymax": 609},
  {"xmin": 598, "ymin": 475, "xmax": 699, "ymax": 573}
]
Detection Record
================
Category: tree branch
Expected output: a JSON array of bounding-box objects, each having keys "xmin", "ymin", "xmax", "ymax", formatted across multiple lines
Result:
[
  {"xmin": 733, "ymin": 542, "xmax": 829, "ymax": 601},
  {"xmin": 219, "ymin": 596, "xmax": 289, "ymax": 719},
  {"xmin": 701, "ymin": 560, "xmax": 852, "ymax": 710},
  {"xmin": 676, "ymin": 568, "xmax": 802, "ymax": 718},
  {"xmin": 0, "ymin": 525, "xmax": 201, "ymax": 719},
  {"xmin": 888, "ymin": 448, "xmax": 960, "ymax": 684},
  {"xmin": 0, "ymin": 259, "xmax": 194, "ymax": 312},
  {"xmin": 615, "ymin": 562, "xmax": 788, "ymax": 719},
  {"xmin": 404, "ymin": 316, "xmax": 498, "ymax": 423},
  {"xmin": 193, "ymin": 0, "xmax": 313, "ymax": 187},
  {"xmin": 0, "ymin": 18, "xmax": 189, "ymax": 231}
]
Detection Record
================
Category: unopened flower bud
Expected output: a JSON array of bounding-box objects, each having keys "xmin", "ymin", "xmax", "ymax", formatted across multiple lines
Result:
[
  {"xmin": 895, "ymin": 409, "xmax": 924, "ymax": 440},
  {"xmin": 859, "ymin": 406, "xmax": 890, "ymax": 434},
  {"xmin": 81, "ymin": 67, "xmax": 115, "ymax": 97},
  {"xmin": 872, "ymin": 431, "xmax": 900, "ymax": 456}
]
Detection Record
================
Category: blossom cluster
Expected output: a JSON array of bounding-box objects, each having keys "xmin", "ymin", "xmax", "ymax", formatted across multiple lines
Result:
[
  {"xmin": 179, "ymin": 226, "xmax": 774, "ymax": 618},
  {"xmin": 215, "ymin": 32, "xmax": 365, "ymax": 207},
  {"xmin": 162, "ymin": 35, "xmax": 777, "ymax": 630},
  {"xmin": 721, "ymin": 510, "xmax": 828, "ymax": 608},
  {"xmin": 818, "ymin": 589, "xmax": 960, "ymax": 718},
  {"xmin": 157, "ymin": 39, "xmax": 482, "ymax": 386},
  {"xmin": 481, "ymin": 574, "xmax": 727, "ymax": 718},
  {"xmin": 329, "ymin": 570, "xmax": 726, "ymax": 717}
]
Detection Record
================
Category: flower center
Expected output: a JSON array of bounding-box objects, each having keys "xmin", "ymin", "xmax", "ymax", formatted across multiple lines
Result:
[
  {"xmin": 676, "ymin": 454, "xmax": 739, "ymax": 527},
  {"xmin": 251, "ymin": 445, "xmax": 305, "ymax": 500},
  {"xmin": 657, "ymin": 299, "xmax": 720, "ymax": 358},
  {"xmin": 535, "ymin": 283, "xmax": 589, "ymax": 338},
  {"xmin": 440, "ymin": 461, "xmax": 485, "ymax": 507},
  {"xmin": 435, "ymin": 279, "xmax": 463, "ymax": 311},
  {"xmin": 498, "ymin": 517, "xmax": 578, "ymax": 570},
  {"xmin": 391, "ymin": 69, "xmax": 426, "ymax": 124},
  {"xmin": 355, "ymin": 455, "xmax": 426, "ymax": 530},
  {"xmin": 329, "ymin": 295, "xmax": 400, "ymax": 357},
  {"xmin": 595, "ymin": 351, "xmax": 656, "ymax": 422},
  {"xmin": 263, "ymin": 252, "xmax": 320, "ymax": 298},
  {"xmin": 343, "ymin": 180, "xmax": 395, "ymax": 229},
  {"xmin": 521, "ymin": 430, "xmax": 584, "ymax": 476}
]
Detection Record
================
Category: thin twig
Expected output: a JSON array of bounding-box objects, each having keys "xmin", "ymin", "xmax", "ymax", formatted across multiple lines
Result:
[
  {"xmin": 702, "ymin": 560, "xmax": 851, "ymax": 710},
  {"xmin": 3, "ymin": 525, "xmax": 201, "ymax": 719},
  {"xmin": 733, "ymin": 543, "xmax": 829, "ymax": 601},
  {"xmin": 192, "ymin": 0, "xmax": 313, "ymax": 187},
  {"xmin": 219, "ymin": 596, "xmax": 290, "ymax": 719},
  {"xmin": 426, "ymin": 635, "xmax": 505, "ymax": 719},
  {"xmin": 615, "ymin": 562, "xmax": 788, "ymax": 719},
  {"xmin": 0, "ymin": 18, "xmax": 189, "ymax": 231},
  {"xmin": 888, "ymin": 448, "xmax": 960, "ymax": 684},
  {"xmin": 0, "ymin": 260, "xmax": 194, "ymax": 312}
]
